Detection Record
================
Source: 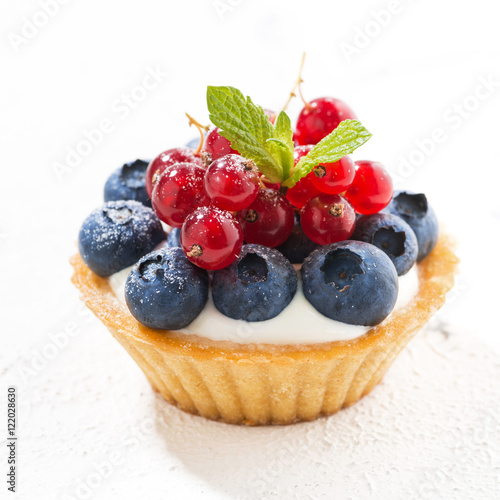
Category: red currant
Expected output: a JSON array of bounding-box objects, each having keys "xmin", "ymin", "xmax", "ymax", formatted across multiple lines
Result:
[
  {"xmin": 293, "ymin": 130, "xmax": 304, "ymax": 147},
  {"xmin": 146, "ymin": 147, "xmax": 202, "ymax": 197},
  {"xmin": 294, "ymin": 144, "xmax": 313, "ymax": 162},
  {"xmin": 286, "ymin": 175, "xmax": 321, "ymax": 209},
  {"xmin": 181, "ymin": 206, "xmax": 243, "ymax": 270},
  {"xmin": 203, "ymin": 127, "xmax": 239, "ymax": 161},
  {"xmin": 345, "ymin": 161, "xmax": 393, "ymax": 215},
  {"xmin": 295, "ymin": 97, "xmax": 356, "ymax": 145},
  {"xmin": 204, "ymin": 155, "xmax": 260, "ymax": 211},
  {"xmin": 309, "ymin": 156, "xmax": 355, "ymax": 195},
  {"xmin": 285, "ymin": 146, "xmax": 321, "ymax": 208},
  {"xmin": 301, "ymin": 194, "xmax": 356, "ymax": 245},
  {"xmin": 261, "ymin": 176, "xmax": 280, "ymax": 191},
  {"xmin": 151, "ymin": 162, "xmax": 209, "ymax": 228},
  {"xmin": 237, "ymin": 189, "xmax": 294, "ymax": 247}
]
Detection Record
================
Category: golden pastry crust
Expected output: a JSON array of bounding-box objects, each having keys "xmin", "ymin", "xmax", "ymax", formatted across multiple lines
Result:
[{"xmin": 70, "ymin": 234, "xmax": 458, "ymax": 425}]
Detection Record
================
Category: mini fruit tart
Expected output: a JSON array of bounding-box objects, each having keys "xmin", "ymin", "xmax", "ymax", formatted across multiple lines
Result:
[{"xmin": 71, "ymin": 83, "xmax": 458, "ymax": 425}]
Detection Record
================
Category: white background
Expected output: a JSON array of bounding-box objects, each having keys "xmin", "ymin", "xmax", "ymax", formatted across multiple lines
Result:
[{"xmin": 2, "ymin": 1, "xmax": 500, "ymax": 499}]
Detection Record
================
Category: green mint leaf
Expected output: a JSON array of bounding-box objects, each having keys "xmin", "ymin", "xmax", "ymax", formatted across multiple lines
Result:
[
  {"xmin": 207, "ymin": 86, "xmax": 284, "ymax": 183},
  {"xmin": 266, "ymin": 138, "xmax": 292, "ymax": 182},
  {"xmin": 282, "ymin": 120, "xmax": 372, "ymax": 188},
  {"xmin": 269, "ymin": 111, "xmax": 294, "ymax": 179}
]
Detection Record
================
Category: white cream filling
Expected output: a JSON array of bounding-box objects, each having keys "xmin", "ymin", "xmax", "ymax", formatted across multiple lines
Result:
[{"xmin": 108, "ymin": 252, "xmax": 419, "ymax": 345}]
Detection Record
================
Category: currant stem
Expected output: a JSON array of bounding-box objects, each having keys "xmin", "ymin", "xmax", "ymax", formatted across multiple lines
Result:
[
  {"xmin": 298, "ymin": 80, "xmax": 311, "ymax": 111},
  {"xmin": 282, "ymin": 52, "xmax": 311, "ymax": 112},
  {"xmin": 185, "ymin": 113, "xmax": 209, "ymax": 156}
]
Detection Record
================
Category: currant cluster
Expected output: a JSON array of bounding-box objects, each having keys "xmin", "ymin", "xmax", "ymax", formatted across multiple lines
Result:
[
  {"xmin": 146, "ymin": 93, "xmax": 393, "ymax": 271},
  {"xmin": 286, "ymin": 138, "xmax": 393, "ymax": 246},
  {"xmin": 147, "ymin": 127, "xmax": 295, "ymax": 270}
]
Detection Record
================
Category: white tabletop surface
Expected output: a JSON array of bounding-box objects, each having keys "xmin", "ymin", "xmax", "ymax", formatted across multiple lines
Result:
[{"xmin": 2, "ymin": 1, "xmax": 500, "ymax": 499}]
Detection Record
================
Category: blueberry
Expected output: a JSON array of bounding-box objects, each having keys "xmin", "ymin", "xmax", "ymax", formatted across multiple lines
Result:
[
  {"xmin": 104, "ymin": 159, "xmax": 151, "ymax": 207},
  {"xmin": 125, "ymin": 247, "xmax": 209, "ymax": 330},
  {"xmin": 78, "ymin": 200, "xmax": 165, "ymax": 277},
  {"xmin": 301, "ymin": 241, "xmax": 398, "ymax": 326},
  {"xmin": 276, "ymin": 214, "xmax": 319, "ymax": 264},
  {"xmin": 352, "ymin": 213, "xmax": 418, "ymax": 276},
  {"xmin": 212, "ymin": 244, "xmax": 297, "ymax": 321},
  {"xmin": 165, "ymin": 228, "xmax": 181, "ymax": 248},
  {"xmin": 385, "ymin": 191, "xmax": 439, "ymax": 261}
]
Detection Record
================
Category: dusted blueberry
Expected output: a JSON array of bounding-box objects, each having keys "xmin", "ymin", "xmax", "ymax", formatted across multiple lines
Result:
[
  {"xmin": 276, "ymin": 214, "xmax": 319, "ymax": 264},
  {"xmin": 125, "ymin": 248, "xmax": 209, "ymax": 330},
  {"xmin": 385, "ymin": 191, "xmax": 439, "ymax": 261},
  {"xmin": 78, "ymin": 200, "xmax": 165, "ymax": 277},
  {"xmin": 165, "ymin": 228, "xmax": 181, "ymax": 248},
  {"xmin": 352, "ymin": 213, "xmax": 418, "ymax": 275},
  {"xmin": 104, "ymin": 159, "xmax": 151, "ymax": 207},
  {"xmin": 212, "ymin": 244, "xmax": 297, "ymax": 322},
  {"xmin": 301, "ymin": 241, "xmax": 398, "ymax": 326}
]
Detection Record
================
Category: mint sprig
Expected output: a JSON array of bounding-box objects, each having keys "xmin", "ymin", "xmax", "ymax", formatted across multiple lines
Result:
[
  {"xmin": 282, "ymin": 119, "xmax": 372, "ymax": 188},
  {"xmin": 207, "ymin": 86, "xmax": 286, "ymax": 183},
  {"xmin": 206, "ymin": 86, "xmax": 371, "ymax": 187},
  {"xmin": 266, "ymin": 111, "xmax": 294, "ymax": 180}
]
